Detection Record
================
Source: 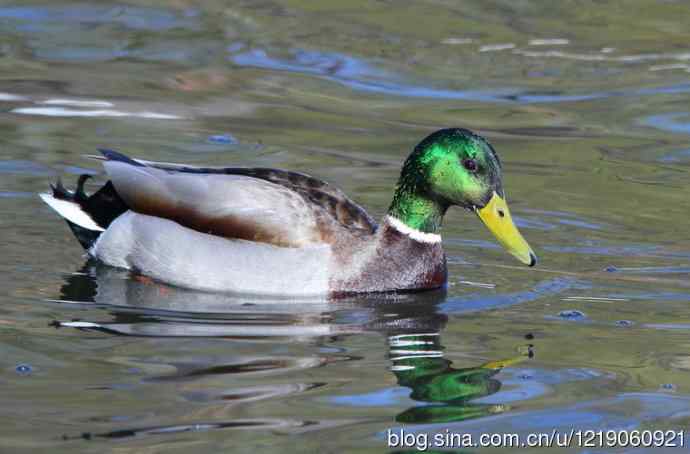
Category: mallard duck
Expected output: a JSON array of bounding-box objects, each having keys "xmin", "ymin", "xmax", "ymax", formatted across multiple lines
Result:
[{"xmin": 41, "ymin": 128, "xmax": 536, "ymax": 296}]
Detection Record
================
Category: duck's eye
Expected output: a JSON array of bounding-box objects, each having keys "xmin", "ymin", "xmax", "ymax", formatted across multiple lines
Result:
[{"xmin": 462, "ymin": 158, "xmax": 478, "ymax": 172}]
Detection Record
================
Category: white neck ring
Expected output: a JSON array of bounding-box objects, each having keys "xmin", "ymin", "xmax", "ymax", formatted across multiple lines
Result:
[{"xmin": 386, "ymin": 215, "xmax": 442, "ymax": 244}]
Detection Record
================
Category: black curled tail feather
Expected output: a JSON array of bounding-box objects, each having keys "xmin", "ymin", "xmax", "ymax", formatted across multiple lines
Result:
[
  {"xmin": 51, "ymin": 175, "xmax": 129, "ymax": 250},
  {"xmin": 77, "ymin": 179, "xmax": 129, "ymax": 229}
]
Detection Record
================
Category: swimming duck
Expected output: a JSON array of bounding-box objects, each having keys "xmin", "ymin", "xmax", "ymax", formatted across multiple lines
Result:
[{"xmin": 40, "ymin": 128, "xmax": 536, "ymax": 296}]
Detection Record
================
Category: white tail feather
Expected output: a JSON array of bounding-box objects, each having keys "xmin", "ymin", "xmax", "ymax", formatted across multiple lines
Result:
[{"xmin": 39, "ymin": 193, "xmax": 105, "ymax": 232}]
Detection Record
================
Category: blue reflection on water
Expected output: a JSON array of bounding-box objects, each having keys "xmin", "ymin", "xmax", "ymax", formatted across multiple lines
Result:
[
  {"xmin": 229, "ymin": 48, "xmax": 592, "ymax": 103},
  {"xmin": 0, "ymin": 5, "xmax": 199, "ymax": 30},
  {"xmin": 0, "ymin": 5, "xmax": 202, "ymax": 62},
  {"xmin": 385, "ymin": 393, "xmax": 690, "ymax": 439},
  {"xmin": 441, "ymin": 277, "xmax": 583, "ymax": 314},
  {"xmin": 659, "ymin": 148, "xmax": 690, "ymax": 163},
  {"xmin": 330, "ymin": 387, "xmax": 410, "ymax": 407},
  {"xmin": 230, "ymin": 47, "xmax": 690, "ymax": 104},
  {"xmin": 641, "ymin": 112, "xmax": 690, "ymax": 134}
]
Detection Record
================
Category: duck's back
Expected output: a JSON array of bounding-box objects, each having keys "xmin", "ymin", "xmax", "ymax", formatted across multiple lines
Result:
[{"xmin": 100, "ymin": 150, "xmax": 377, "ymax": 248}]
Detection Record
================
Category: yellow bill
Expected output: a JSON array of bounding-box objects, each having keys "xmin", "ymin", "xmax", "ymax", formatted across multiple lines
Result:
[
  {"xmin": 476, "ymin": 191, "xmax": 536, "ymax": 266},
  {"xmin": 481, "ymin": 355, "xmax": 529, "ymax": 371}
]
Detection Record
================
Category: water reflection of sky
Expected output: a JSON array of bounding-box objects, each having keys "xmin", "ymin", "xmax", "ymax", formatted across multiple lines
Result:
[
  {"xmin": 642, "ymin": 112, "xmax": 690, "ymax": 134},
  {"xmin": 229, "ymin": 47, "xmax": 605, "ymax": 104},
  {"xmin": 229, "ymin": 46, "xmax": 690, "ymax": 105},
  {"xmin": 230, "ymin": 47, "xmax": 521, "ymax": 103},
  {"xmin": 659, "ymin": 148, "xmax": 690, "ymax": 163},
  {"xmin": 0, "ymin": 5, "xmax": 200, "ymax": 31},
  {"xmin": 641, "ymin": 112, "xmax": 690, "ymax": 163},
  {"xmin": 388, "ymin": 393, "xmax": 690, "ymax": 444},
  {"xmin": 441, "ymin": 277, "xmax": 584, "ymax": 314}
]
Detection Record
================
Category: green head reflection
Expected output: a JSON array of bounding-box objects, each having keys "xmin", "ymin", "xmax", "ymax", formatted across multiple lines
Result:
[{"xmin": 389, "ymin": 332, "xmax": 528, "ymax": 424}]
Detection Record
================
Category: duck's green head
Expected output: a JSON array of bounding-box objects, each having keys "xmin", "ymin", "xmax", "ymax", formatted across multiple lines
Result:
[{"xmin": 388, "ymin": 128, "xmax": 536, "ymax": 266}]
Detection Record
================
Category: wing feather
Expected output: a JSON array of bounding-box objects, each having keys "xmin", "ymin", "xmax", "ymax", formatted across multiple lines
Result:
[
  {"xmin": 104, "ymin": 161, "xmax": 322, "ymax": 247},
  {"xmin": 100, "ymin": 150, "xmax": 378, "ymax": 247},
  {"xmin": 132, "ymin": 159, "xmax": 378, "ymax": 234}
]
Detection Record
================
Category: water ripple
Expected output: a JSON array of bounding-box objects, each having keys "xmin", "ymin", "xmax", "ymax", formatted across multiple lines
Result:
[
  {"xmin": 0, "ymin": 5, "xmax": 200, "ymax": 31},
  {"xmin": 229, "ymin": 46, "xmax": 690, "ymax": 105},
  {"xmin": 641, "ymin": 112, "xmax": 690, "ymax": 135},
  {"xmin": 440, "ymin": 277, "xmax": 582, "ymax": 314}
]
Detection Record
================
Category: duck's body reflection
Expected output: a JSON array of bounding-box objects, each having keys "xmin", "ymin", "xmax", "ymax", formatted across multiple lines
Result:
[{"xmin": 55, "ymin": 263, "xmax": 528, "ymax": 439}]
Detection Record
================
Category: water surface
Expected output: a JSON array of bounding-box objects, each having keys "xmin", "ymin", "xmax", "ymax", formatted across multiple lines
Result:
[{"xmin": 1, "ymin": 1, "xmax": 690, "ymax": 452}]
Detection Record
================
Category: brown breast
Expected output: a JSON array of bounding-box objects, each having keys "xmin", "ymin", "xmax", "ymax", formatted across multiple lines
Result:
[{"xmin": 329, "ymin": 220, "xmax": 447, "ymax": 295}]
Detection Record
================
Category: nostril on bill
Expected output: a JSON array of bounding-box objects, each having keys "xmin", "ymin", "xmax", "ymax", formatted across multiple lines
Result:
[{"xmin": 497, "ymin": 209, "xmax": 505, "ymax": 218}]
